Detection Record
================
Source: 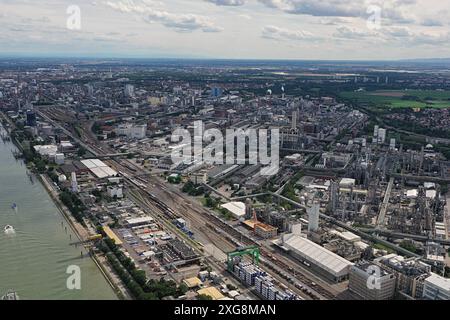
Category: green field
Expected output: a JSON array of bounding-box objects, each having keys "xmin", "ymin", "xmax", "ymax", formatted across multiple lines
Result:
[{"xmin": 340, "ymin": 90, "xmax": 450, "ymax": 109}]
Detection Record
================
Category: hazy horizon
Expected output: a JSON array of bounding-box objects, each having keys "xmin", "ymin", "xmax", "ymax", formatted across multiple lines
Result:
[{"xmin": 1, "ymin": 0, "xmax": 450, "ymax": 60}]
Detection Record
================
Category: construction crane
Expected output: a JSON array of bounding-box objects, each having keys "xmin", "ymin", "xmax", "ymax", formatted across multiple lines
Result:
[{"xmin": 226, "ymin": 246, "xmax": 260, "ymax": 272}]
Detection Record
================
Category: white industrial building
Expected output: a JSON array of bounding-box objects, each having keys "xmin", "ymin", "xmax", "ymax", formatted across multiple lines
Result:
[
  {"xmin": 279, "ymin": 234, "xmax": 354, "ymax": 282},
  {"xmin": 33, "ymin": 144, "xmax": 58, "ymax": 157},
  {"xmin": 107, "ymin": 185, "xmax": 123, "ymax": 199},
  {"xmin": 125, "ymin": 216, "xmax": 154, "ymax": 227},
  {"xmin": 307, "ymin": 203, "xmax": 320, "ymax": 233},
  {"xmin": 422, "ymin": 273, "xmax": 450, "ymax": 300},
  {"xmin": 115, "ymin": 123, "xmax": 147, "ymax": 139},
  {"xmin": 220, "ymin": 202, "xmax": 246, "ymax": 219},
  {"xmin": 81, "ymin": 159, "xmax": 117, "ymax": 179}
]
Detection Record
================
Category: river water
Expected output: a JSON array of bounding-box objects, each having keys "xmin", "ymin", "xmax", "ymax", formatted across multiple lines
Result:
[{"xmin": 0, "ymin": 126, "xmax": 117, "ymax": 300}]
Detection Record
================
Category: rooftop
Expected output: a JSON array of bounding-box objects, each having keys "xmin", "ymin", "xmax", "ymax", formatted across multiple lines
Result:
[
  {"xmin": 282, "ymin": 234, "xmax": 354, "ymax": 277},
  {"xmin": 425, "ymin": 273, "xmax": 450, "ymax": 292}
]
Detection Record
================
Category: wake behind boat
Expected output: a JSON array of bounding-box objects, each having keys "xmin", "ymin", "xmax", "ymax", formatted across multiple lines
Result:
[{"xmin": 4, "ymin": 225, "xmax": 15, "ymax": 234}]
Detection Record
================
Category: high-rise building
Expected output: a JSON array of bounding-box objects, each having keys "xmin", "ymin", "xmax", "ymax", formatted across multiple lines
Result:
[
  {"xmin": 378, "ymin": 128, "xmax": 386, "ymax": 144},
  {"xmin": 390, "ymin": 138, "xmax": 396, "ymax": 150},
  {"xmin": 124, "ymin": 84, "xmax": 134, "ymax": 97},
  {"xmin": 26, "ymin": 110, "xmax": 37, "ymax": 127},
  {"xmin": 373, "ymin": 125, "xmax": 379, "ymax": 138},
  {"xmin": 85, "ymin": 84, "xmax": 94, "ymax": 96}
]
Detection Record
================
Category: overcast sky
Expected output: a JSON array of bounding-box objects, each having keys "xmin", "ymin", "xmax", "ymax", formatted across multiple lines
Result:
[{"xmin": 1, "ymin": 0, "xmax": 450, "ymax": 60}]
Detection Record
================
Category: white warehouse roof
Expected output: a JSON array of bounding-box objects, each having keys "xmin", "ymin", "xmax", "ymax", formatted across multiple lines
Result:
[
  {"xmin": 220, "ymin": 202, "xmax": 246, "ymax": 218},
  {"xmin": 81, "ymin": 159, "xmax": 117, "ymax": 179},
  {"xmin": 283, "ymin": 234, "xmax": 354, "ymax": 277},
  {"xmin": 125, "ymin": 216, "xmax": 154, "ymax": 226}
]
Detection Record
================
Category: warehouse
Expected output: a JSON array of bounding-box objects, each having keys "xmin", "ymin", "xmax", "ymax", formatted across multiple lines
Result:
[
  {"xmin": 125, "ymin": 216, "xmax": 154, "ymax": 227},
  {"xmin": 280, "ymin": 234, "xmax": 354, "ymax": 282},
  {"xmin": 220, "ymin": 202, "xmax": 246, "ymax": 219},
  {"xmin": 80, "ymin": 159, "xmax": 117, "ymax": 179}
]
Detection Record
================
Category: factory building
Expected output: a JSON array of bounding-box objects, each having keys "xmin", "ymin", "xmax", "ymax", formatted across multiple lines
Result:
[
  {"xmin": 349, "ymin": 262, "xmax": 396, "ymax": 300},
  {"xmin": 307, "ymin": 202, "xmax": 320, "ymax": 233},
  {"xmin": 115, "ymin": 123, "xmax": 147, "ymax": 139},
  {"xmin": 254, "ymin": 223, "xmax": 278, "ymax": 239},
  {"xmin": 279, "ymin": 233, "xmax": 353, "ymax": 282},
  {"xmin": 374, "ymin": 254, "xmax": 431, "ymax": 299},
  {"xmin": 220, "ymin": 202, "xmax": 246, "ymax": 219}
]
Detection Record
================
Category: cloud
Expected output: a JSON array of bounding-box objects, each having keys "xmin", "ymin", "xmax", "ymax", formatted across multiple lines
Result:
[
  {"xmin": 258, "ymin": 0, "xmax": 364, "ymax": 17},
  {"xmin": 105, "ymin": 0, "xmax": 223, "ymax": 32},
  {"xmin": 420, "ymin": 18, "xmax": 444, "ymax": 27},
  {"xmin": 333, "ymin": 24, "xmax": 450, "ymax": 47},
  {"xmin": 262, "ymin": 25, "xmax": 318, "ymax": 41},
  {"xmin": 257, "ymin": 0, "xmax": 417, "ymax": 26},
  {"xmin": 333, "ymin": 26, "xmax": 372, "ymax": 39},
  {"xmin": 205, "ymin": 0, "xmax": 246, "ymax": 6},
  {"xmin": 239, "ymin": 14, "xmax": 252, "ymax": 19}
]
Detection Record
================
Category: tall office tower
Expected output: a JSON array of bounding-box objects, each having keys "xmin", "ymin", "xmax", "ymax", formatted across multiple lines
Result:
[
  {"xmin": 124, "ymin": 84, "xmax": 134, "ymax": 97},
  {"xmin": 389, "ymin": 138, "xmax": 396, "ymax": 150},
  {"xmin": 26, "ymin": 110, "xmax": 37, "ymax": 127},
  {"xmin": 378, "ymin": 128, "xmax": 386, "ymax": 144},
  {"xmin": 373, "ymin": 125, "xmax": 379, "ymax": 139}
]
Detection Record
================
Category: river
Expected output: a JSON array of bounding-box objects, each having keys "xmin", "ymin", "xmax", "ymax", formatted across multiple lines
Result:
[{"xmin": 0, "ymin": 126, "xmax": 117, "ymax": 300}]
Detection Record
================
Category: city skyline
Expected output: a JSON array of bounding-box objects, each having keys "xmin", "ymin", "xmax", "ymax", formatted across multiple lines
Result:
[{"xmin": 1, "ymin": 0, "xmax": 450, "ymax": 60}]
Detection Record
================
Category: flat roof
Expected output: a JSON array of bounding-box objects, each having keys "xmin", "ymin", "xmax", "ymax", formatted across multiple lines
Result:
[
  {"xmin": 103, "ymin": 226, "xmax": 123, "ymax": 246},
  {"xmin": 425, "ymin": 273, "xmax": 450, "ymax": 292},
  {"xmin": 183, "ymin": 277, "xmax": 203, "ymax": 288},
  {"xmin": 197, "ymin": 287, "xmax": 225, "ymax": 300},
  {"xmin": 125, "ymin": 217, "xmax": 154, "ymax": 225},
  {"xmin": 220, "ymin": 202, "xmax": 246, "ymax": 217},
  {"xmin": 283, "ymin": 234, "xmax": 353, "ymax": 277},
  {"xmin": 81, "ymin": 159, "xmax": 117, "ymax": 179}
]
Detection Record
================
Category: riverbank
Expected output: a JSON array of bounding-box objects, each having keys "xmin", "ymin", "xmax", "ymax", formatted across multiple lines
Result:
[
  {"xmin": 39, "ymin": 168, "xmax": 129, "ymax": 300},
  {"xmin": 0, "ymin": 122, "xmax": 121, "ymax": 299}
]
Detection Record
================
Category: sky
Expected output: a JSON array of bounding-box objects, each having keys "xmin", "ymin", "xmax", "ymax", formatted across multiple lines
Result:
[{"xmin": 0, "ymin": 0, "xmax": 450, "ymax": 60}]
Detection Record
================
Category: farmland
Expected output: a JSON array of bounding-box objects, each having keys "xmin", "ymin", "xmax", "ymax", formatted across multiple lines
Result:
[{"xmin": 340, "ymin": 90, "xmax": 450, "ymax": 109}]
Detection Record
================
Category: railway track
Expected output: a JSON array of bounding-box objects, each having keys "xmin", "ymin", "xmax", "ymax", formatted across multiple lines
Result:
[{"xmin": 39, "ymin": 113, "xmax": 335, "ymax": 300}]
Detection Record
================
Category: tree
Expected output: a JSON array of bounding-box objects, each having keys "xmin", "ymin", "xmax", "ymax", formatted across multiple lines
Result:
[
  {"xmin": 197, "ymin": 294, "xmax": 213, "ymax": 300},
  {"xmin": 77, "ymin": 147, "xmax": 86, "ymax": 157}
]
